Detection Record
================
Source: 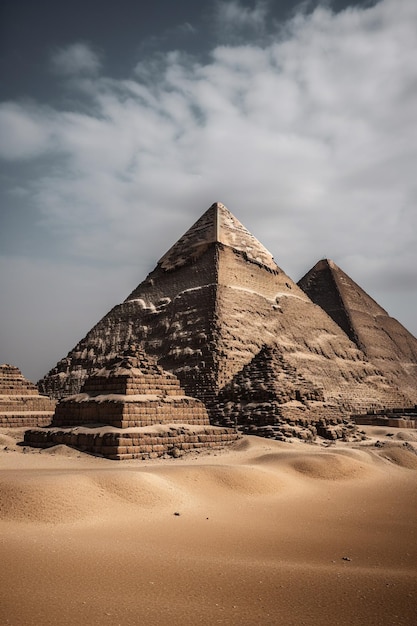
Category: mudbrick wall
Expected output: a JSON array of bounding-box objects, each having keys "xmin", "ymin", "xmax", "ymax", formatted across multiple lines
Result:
[{"xmin": 53, "ymin": 397, "xmax": 209, "ymax": 428}]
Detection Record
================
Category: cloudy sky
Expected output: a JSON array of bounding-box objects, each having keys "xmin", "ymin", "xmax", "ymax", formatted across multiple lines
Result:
[{"xmin": 1, "ymin": 0, "xmax": 416, "ymax": 383}]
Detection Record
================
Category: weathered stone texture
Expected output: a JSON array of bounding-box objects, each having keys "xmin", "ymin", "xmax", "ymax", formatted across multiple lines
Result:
[
  {"xmin": 213, "ymin": 253, "xmax": 410, "ymax": 417},
  {"xmin": 24, "ymin": 425, "xmax": 240, "ymax": 460},
  {"xmin": 0, "ymin": 364, "xmax": 55, "ymax": 427},
  {"xmin": 53, "ymin": 352, "xmax": 211, "ymax": 428},
  {"xmin": 351, "ymin": 405, "xmax": 417, "ymax": 428},
  {"xmin": 39, "ymin": 246, "xmax": 219, "ymax": 400}
]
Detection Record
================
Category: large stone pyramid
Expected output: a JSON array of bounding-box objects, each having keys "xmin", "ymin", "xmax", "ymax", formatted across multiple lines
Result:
[
  {"xmin": 38, "ymin": 202, "xmax": 416, "ymax": 435},
  {"xmin": 298, "ymin": 259, "xmax": 417, "ymax": 403},
  {"xmin": 0, "ymin": 364, "xmax": 55, "ymax": 427}
]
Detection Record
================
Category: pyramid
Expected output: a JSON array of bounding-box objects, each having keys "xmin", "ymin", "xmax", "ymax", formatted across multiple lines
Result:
[
  {"xmin": 0, "ymin": 364, "xmax": 55, "ymax": 427},
  {"xmin": 298, "ymin": 259, "xmax": 417, "ymax": 403},
  {"xmin": 25, "ymin": 350, "xmax": 239, "ymax": 459},
  {"xmin": 217, "ymin": 344, "xmax": 354, "ymax": 440},
  {"xmin": 53, "ymin": 351, "xmax": 210, "ymax": 428},
  {"xmin": 38, "ymin": 202, "xmax": 415, "ymax": 439},
  {"xmin": 39, "ymin": 202, "xmax": 281, "ymax": 401}
]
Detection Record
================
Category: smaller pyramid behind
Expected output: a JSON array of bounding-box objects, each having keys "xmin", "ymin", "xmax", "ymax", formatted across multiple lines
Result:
[
  {"xmin": 25, "ymin": 350, "xmax": 239, "ymax": 459},
  {"xmin": 0, "ymin": 364, "xmax": 55, "ymax": 427},
  {"xmin": 298, "ymin": 259, "xmax": 417, "ymax": 403}
]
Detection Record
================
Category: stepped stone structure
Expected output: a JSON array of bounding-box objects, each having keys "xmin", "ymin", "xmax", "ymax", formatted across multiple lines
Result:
[
  {"xmin": 298, "ymin": 259, "xmax": 417, "ymax": 403},
  {"xmin": 37, "ymin": 202, "xmax": 417, "ymax": 442},
  {"xmin": 53, "ymin": 351, "xmax": 210, "ymax": 428},
  {"xmin": 0, "ymin": 364, "xmax": 55, "ymax": 427},
  {"xmin": 25, "ymin": 351, "xmax": 239, "ymax": 459}
]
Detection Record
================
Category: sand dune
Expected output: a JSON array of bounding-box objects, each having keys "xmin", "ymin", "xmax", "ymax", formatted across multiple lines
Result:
[
  {"xmin": 377, "ymin": 444, "xmax": 417, "ymax": 469},
  {"xmin": 0, "ymin": 428, "xmax": 416, "ymax": 625},
  {"xmin": 251, "ymin": 449, "xmax": 374, "ymax": 480}
]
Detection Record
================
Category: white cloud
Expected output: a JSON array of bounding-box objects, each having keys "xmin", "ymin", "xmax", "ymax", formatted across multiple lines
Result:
[
  {"xmin": 51, "ymin": 42, "xmax": 102, "ymax": 75},
  {"xmin": 0, "ymin": 102, "xmax": 55, "ymax": 159},
  {"xmin": 1, "ymin": 0, "xmax": 417, "ymax": 378},
  {"xmin": 3, "ymin": 0, "xmax": 417, "ymax": 269}
]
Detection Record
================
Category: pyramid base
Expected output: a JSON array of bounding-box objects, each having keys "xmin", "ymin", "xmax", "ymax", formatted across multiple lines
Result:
[{"xmin": 24, "ymin": 423, "xmax": 241, "ymax": 460}]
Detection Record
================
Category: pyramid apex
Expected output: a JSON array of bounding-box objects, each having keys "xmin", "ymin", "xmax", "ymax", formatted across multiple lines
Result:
[
  {"xmin": 158, "ymin": 202, "xmax": 277, "ymax": 271},
  {"xmin": 306, "ymin": 258, "xmax": 338, "ymax": 273}
]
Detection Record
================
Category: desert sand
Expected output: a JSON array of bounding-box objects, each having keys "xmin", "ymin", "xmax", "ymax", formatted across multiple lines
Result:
[{"xmin": 0, "ymin": 427, "xmax": 416, "ymax": 626}]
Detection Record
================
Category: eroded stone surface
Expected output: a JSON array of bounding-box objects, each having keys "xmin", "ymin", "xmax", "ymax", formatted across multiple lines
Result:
[
  {"xmin": 24, "ymin": 424, "xmax": 239, "ymax": 460},
  {"xmin": 352, "ymin": 405, "xmax": 417, "ymax": 428},
  {"xmin": 0, "ymin": 364, "xmax": 55, "ymax": 427},
  {"xmin": 53, "ymin": 351, "xmax": 210, "ymax": 428},
  {"xmin": 159, "ymin": 202, "xmax": 276, "ymax": 271}
]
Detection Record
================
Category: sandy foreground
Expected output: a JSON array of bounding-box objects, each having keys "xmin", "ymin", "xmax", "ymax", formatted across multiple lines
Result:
[{"xmin": 0, "ymin": 427, "xmax": 416, "ymax": 626}]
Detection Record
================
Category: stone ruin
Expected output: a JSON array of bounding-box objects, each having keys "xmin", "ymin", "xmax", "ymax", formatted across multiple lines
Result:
[
  {"xmin": 0, "ymin": 364, "xmax": 55, "ymax": 427},
  {"xmin": 351, "ymin": 406, "xmax": 417, "ymax": 429},
  {"xmin": 53, "ymin": 351, "xmax": 209, "ymax": 428},
  {"xmin": 31, "ymin": 201, "xmax": 417, "ymax": 448},
  {"xmin": 25, "ymin": 350, "xmax": 239, "ymax": 459}
]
